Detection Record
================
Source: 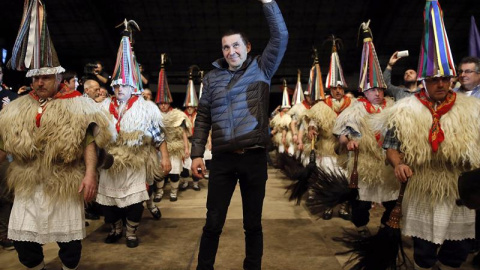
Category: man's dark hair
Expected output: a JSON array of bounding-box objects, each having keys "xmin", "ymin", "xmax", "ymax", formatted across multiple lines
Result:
[
  {"xmin": 458, "ymin": 56, "xmax": 480, "ymax": 72},
  {"xmin": 222, "ymin": 29, "xmax": 250, "ymax": 46},
  {"xmin": 62, "ymin": 70, "xmax": 77, "ymax": 83}
]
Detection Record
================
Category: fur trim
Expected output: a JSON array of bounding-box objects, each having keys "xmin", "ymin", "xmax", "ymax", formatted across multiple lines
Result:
[
  {"xmin": 376, "ymin": 94, "xmax": 480, "ymax": 204},
  {"xmin": 270, "ymin": 113, "xmax": 292, "ymax": 129},
  {"xmin": 162, "ymin": 109, "xmax": 190, "ymax": 158},
  {"xmin": 287, "ymin": 103, "xmax": 308, "ymax": 121},
  {"xmin": 0, "ymin": 95, "xmax": 113, "ymax": 201},
  {"xmin": 104, "ymin": 98, "xmax": 163, "ymax": 179},
  {"xmin": 306, "ymin": 102, "xmax": 338, "ymax": 157},
  {"xmin": 333, "ymin": 97, "xmax": 398, "ymax": 189}
]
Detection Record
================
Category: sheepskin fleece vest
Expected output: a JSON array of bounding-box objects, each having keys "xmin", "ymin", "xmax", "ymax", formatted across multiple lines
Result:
[
  {"xmin": 0, "ymin": 95, "xmax": 113, "ymax": 202},
  {"xmin": 306, "ymin": 101, "xmax": 339, "ymax": 157},
  {"xmin": 161, "ymin": 108, "xmax": 191, "ymax": 158},
  {"xmin": 378, "ymin": 94, "xmax": 480, "ymax": 204},
  {"xmin": 105, "ymin": 98, "xmax": 163, "ymax": 180},
  {"xmin": 334, "ymin": 97, "xmax": 398, "ymax": 189}
]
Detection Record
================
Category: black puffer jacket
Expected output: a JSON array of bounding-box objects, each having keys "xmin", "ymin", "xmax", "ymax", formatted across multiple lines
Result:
[{"xmin": 191, "ymin": 1, "xmax": 288, "ymax": 157}]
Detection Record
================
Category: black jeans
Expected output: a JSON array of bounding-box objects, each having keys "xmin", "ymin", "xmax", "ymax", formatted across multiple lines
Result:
[
  {"xmin": 413, "ymin": 237, "xmax": 471, "ymax": 268},
  {"xmin": 197, "ymin": 148, "xmax": 268, "ymax": 270},
  {"xmin": 351, "ymin": 200, "xmax": 396, "ymax": 228},
  {"xmin": 14, "ymin": 240, "xmax": 82, "ymax": 269}
]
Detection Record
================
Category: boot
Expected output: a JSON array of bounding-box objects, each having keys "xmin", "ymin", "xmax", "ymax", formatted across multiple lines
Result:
[
  {"xmin": 125, "ymin": 219, "xmax": 139, "ymax": 248},
  {"xmin": 338, "ymin": 202, "xmax": 351, "ymax": 220},
  {"xmin": 153, "ymin": 179, "xmax": 164, "ymax": 202},
  {"xmin": 170, "ymin": 181, "xmax": 179, "ymax": 201},
  {"xmin": 192, "ymin": 180, "xmax": 201, "ymax": 191},
  {"xmin": 105, "ymin": 219, "xmax": 123, "ymax": 243},
  {"xmin": 437, "ymin": 262, "xmax": 461, "ymax": 270},
  {"xmin": 322, "ymin": 208, "xmax": 333, "ymax": 220},
  {"xmin": 179, "ymin": 180, "xmax": 189, "ymax": 191}
]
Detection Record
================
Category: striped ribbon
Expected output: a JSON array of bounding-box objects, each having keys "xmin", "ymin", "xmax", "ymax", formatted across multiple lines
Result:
[
  {"xmin": 359, "ymin": 37, "xmax": 386, "ymax": 92},
  {"xmin": 325, "ymin": 44, "xmax": 348, "ymax": 89},
  {"xmin": 307, "ymin": 61, "xmax": 325, "ymax": 101},
  {"xmin": 417, "ymin": 0, "xmax": 456, "ymax": 79},
  {"xmin": 111, "ymin": 36, "xmax": 139, "ymax": 92},
  {"xmin": 183, "ymin": 79, "xmax": 198, "ymax": 107}
]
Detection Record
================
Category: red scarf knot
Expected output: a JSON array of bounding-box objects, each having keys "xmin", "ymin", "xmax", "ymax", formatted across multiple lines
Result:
[{"xmin": 109, "ymin": 96, "xmax": 139, "ymax": 133}]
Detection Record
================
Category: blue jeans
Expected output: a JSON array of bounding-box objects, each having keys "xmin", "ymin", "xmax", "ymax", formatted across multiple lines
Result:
[{"xmin": 197, "ymin": 148, "xmax": 267, "ymax": 270}]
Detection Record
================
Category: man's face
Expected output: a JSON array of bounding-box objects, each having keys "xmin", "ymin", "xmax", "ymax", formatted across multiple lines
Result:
[
  {"xmin": 142, "ymin": 90, "xmax": 152, "ymax": 101},
  {"xmin": 85, "ymin": 81, "xmax": 100, "ymax": 99},
  {"xmin": 186, "ymin": 106, "xmax": 196, "ymax": 114},
  {"xmin": 33, "ymin": 74, "xmax": 59, "ymax": 99},
  {"xmin": 65, "ymin": 77, "xmax": 77, "ymax": 91},
  {"xmin": 329, "ymin": 86, "xmax": 345, "ymax": 101},
  {"xmin": 424, "ymin": 77, "xmax": 450, "ymax": 102},
  {"xmin": 114, "ymin": 85, "xmax": 133, "ymax": 102},
  {"xmin": 222, "ymin": 34, "xmax": 251, "ymax": 71},
  {"xmin": 458, "ymin": 63, "xmax": 480, "ymax": 91},
  {"xmin": 158, "ymin": 103, "xmax": 171, "ymax": 113},
  {"xmin": 305, "ymin": 95, "xmax": 311, "ymax": 104},
  {"xmin": 363, "ymin": 87, "xmax": 385, "ymax": 105},
  {"xmin": 404, "ymin": 69, "xmax": 417, "ymax": 83},
  {"xmin": 99, "ymin": 88, "xmax": 108, "ymax": 98}
]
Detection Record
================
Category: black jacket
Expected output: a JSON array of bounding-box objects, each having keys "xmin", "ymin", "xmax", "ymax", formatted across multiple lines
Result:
[{"xmin": 191, "ymin": 1, "xmax": 288, "ymax": 157}]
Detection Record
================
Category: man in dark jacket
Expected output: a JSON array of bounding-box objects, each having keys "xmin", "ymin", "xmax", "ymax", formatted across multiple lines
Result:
[{"xmin": 191, "ymin": 0, "xmax": 288, "ymax": 269}]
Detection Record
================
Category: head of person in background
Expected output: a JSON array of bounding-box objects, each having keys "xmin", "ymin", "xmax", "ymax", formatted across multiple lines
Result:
[
  {"xmin": 95, "ymin": 86, "xmax": 110, "ymax": 103},
  {"xmin": 403, "ymin": 68, "xmax": 417, "ymax": 86},
  {"xmin": 457, "ymin": 56, "xmax": 480, "ymax": 92},
  {"xmin": 62, "ymin": 70, "xmax": 78, "ymax": 91},
  {"xmin": 83, "ymin": 79, "xmax": 101, "ymax": 100},
  {"xmin": 93, "ymin": 60, "xmax": 105, "ymax": 75},
  {"xmin": 142, "ymin": 88, "xmax": 152, "ymax": 101}
]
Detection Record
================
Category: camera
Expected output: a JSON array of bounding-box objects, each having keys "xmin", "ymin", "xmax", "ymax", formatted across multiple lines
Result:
[{"xmin": 84, "ymin": 63, "xmax": 97, "ymax": 75}]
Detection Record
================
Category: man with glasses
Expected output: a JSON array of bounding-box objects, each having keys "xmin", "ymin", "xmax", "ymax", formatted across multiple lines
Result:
[{"xmin": 454, "ymin": 56, "xmax": 480, "ymax": 97}]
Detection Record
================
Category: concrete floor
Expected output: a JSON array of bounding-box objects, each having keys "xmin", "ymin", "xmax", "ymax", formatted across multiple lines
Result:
[{"xmin": 0, "ymin": 165, "xmax": 478, "ymax": 269}]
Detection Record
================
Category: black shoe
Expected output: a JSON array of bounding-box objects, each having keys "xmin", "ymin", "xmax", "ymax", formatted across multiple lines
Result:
[
  {"xmin": 126, "ymin": 237, "xmax": 139, "ymax": 248},
  {"xmin": 322, "ymin": 210, "xmax": 333, "ymax": 220},
  {"xmin": 170, "ymin": 195, "xmax": 178, "ymax": 202},
  {"xmin": 104, "ymin": 232, "xmax": 122, "ymax": 244},
  {"xmin": 85, "ymin": 211, "xmax": 100, "ymax": 220},
  {"xmin": 0, "ymin": 237, "xmax": 14, "ymax": 250},
  {"xmin": 473, "ymin": 252, "xmax": 480, "ymax": 266},
  {"xmin": 338, "ymin": 210, "xmax": 351, "ymax": 221},
  {"xmin": 148, "ymin": 206, "xmax": 162, "ymax": 220}
]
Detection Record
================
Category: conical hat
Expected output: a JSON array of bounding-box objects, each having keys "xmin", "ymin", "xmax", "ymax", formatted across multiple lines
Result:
[
  {"xmin": 281, "ymin": 79, "xmax": 291, "ymax": 109},
  {"xmin": 417, "ymin": 0, "xmax": 456, "ymax": 80},
  {"xmin": 307, "ymin": 47, "xmax": 325, "ymax": 100},
  {"xmin": 155, "ymin": 53, "xmax": 173, "ymax": 104},
  {"xmin": 291, "ymin": 69, "xmax": 305, "ymax": 105},
  {"xmin": 183, "ymin": 67, "xmax": 199, "ymax": 107},
  {"xmin": 358, "ymin": 20, "xmax": 386, "ymax": 92},
  {"xmin": 325, "ymin": 35, "xmax": 348, "ymax": 89},
  {"xmin": 8, "ymin": 0, "xmax": 64, "ymax": 77}
]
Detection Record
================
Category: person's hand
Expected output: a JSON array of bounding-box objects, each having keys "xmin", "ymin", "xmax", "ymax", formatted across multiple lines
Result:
[
  {"xmin": 394, "ymin": 163, "xmax": 412, "ymax": 183},
  {"xmin": 191, "ymin": 157, "xmax": 206, "ymax": 179},
  {"xmin": 297, "ymin": 141, "xmax": 304, "ymax": 151},
  {"xmin": 2, "ymin": 97, "xmax": 10, "ymax": 109},
  {"xmin": 388, "ymin": 51, "xmax": 401, "ymax": 67},
  {"xmin": 161, "ymin": 156, "xmax": 172, "ymax": 175},
  {"xmin": 17, "ymin": 86, "xmax": 28, "ymax": 95},
  {"xmin": 347, "ymin": 140, "xmax": 359, "ymax": 151},
  {"xmin": 184, "ymin": 147, "xmax": 190, "ymax": 159},
  {"xmin": 79, "ymin": 171, "xmax": 97, "ymax": 202}
]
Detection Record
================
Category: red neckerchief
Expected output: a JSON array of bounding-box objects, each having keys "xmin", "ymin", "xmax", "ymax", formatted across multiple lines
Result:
[
  {"xmin": 184, "ymin": 109, "xmax": 197, "ymax": 135},
  {"xmin": 29, "ymin": 83, "xmax": 82, "ymax": 127},
  {"xmin": 109, "ymin": 95, "xmax": 139, "ymax": 132},
  {"xmin": 324, "ymin": 96, "xmax": 352, "ymax": 115},
  {"xmin": 357, "ymin": 97, "xmax": 386, "ymax": 143},
  {"xmin": 415, "ymin": 90, "xmax": 456, "ymax": 152},
  {"xmin": 302, "ymin": 100, "xmax": 311, "ymax": 109}
]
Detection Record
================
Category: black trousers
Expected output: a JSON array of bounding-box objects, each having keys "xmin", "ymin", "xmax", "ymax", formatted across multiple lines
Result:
[
  {"xmin": 413, "ymin": 237, "xmax": 471, "ymax": 268},
  {"xmin": 103, "ymin": 202, "xmax": 144, "ymax": 224},
  {"xmin": 14, "ymin": 240, "xmax": 81, "ymax": 269},
  {"xmin": 351, "ymin": 200, "xmax": 396, "ymax": 228},
  {"xmin": 197, "ymin": 148, "xmax": 268, "ymax": 270}
]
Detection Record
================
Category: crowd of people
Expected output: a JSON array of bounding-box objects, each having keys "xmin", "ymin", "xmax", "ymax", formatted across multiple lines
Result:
[{"xmin": 1, "ymin": 0, "xmax": 480, "ymax": 269}]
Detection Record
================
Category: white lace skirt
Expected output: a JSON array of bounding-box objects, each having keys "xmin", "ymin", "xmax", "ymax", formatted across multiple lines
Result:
[
  {"xmin": 8, "ymin": 185, "xmax": 85, "ymax": 244},
  {"xmin": 97, "ymin": 167, "xmax": 149, "ymax": 208},
  {"xmin": 402, "ymin": 196, "xmax": 475, "ymax": 244}
]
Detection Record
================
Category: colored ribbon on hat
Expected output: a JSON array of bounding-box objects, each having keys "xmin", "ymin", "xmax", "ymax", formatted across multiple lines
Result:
[{"xmin": 415, "ymin": 89, "xmax": 455, "ymax": 152}]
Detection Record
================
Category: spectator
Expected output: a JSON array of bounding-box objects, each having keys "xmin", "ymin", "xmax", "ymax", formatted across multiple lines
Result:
[
  {"xmin": 383, "ymin": 51, "xmax": 421, "ymax": 100},
  {"xmin": 454, "ymin": 56, "xmax": 480, "ymax": 97},
  {"xmin": 0, "ymin": 65, "xmax": 18, "ymax": 111},
  {"xmin": 83, "ymin": 79, "xmax": 101, "ymax": 100}
]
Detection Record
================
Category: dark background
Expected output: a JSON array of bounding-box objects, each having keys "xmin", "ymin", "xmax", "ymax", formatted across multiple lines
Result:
[{"xmin": 0, "ymin": 0, "xmax": 478, "ymax": 110}]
